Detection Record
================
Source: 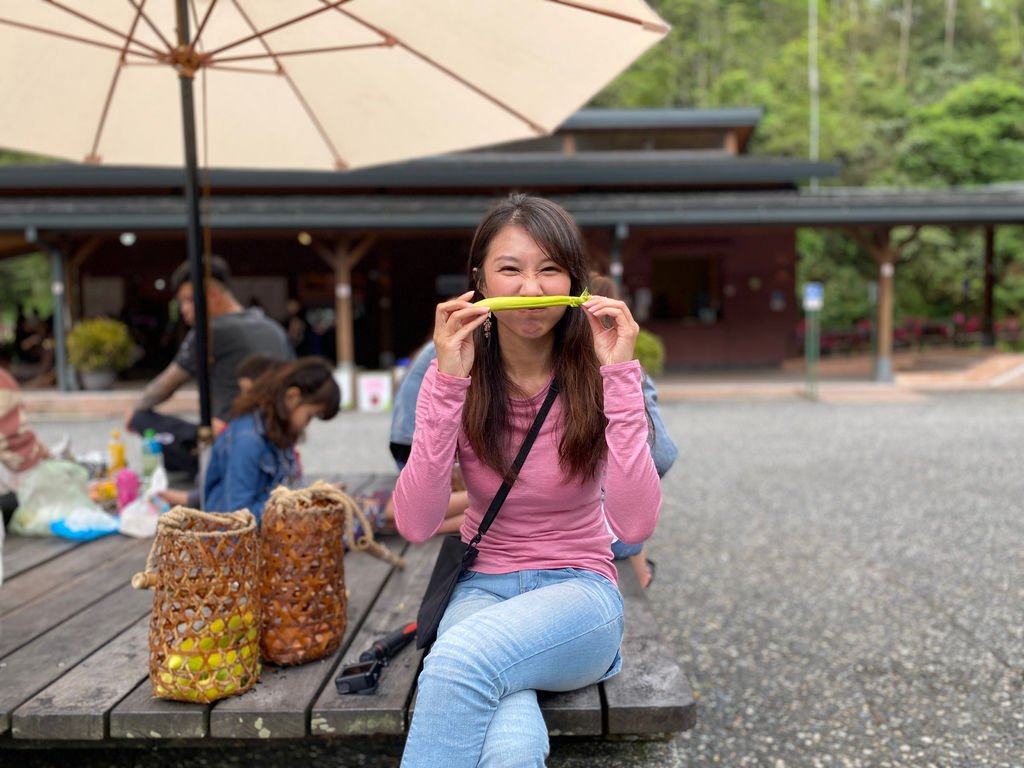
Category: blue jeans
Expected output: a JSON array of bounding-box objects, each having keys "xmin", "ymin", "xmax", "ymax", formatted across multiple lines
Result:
[
  {"xmin": 400, "ymin": 568, "xmax": 624, "ymax": 768},
  {"xmin": 611, "ymin": 539, "xmax": 643, "ymax": 559}
]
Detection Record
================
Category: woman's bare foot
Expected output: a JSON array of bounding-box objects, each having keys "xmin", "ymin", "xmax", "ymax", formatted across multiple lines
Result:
[{"xmin": 628, "ymin": 552, "xmax": 656, "ymax": 588}]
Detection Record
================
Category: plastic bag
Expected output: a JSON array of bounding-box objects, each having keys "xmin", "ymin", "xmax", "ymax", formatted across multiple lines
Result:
[
  {"xmin": 119, "ymin": 465, "xmax": 170, "ymax": 538},
  {"xmin": 9, "ymin": 460, "xmax": 102, "ymax": 536},
  {"xmin": 51, "ymin": 508, "xmax": 120, "ymax": 541}
]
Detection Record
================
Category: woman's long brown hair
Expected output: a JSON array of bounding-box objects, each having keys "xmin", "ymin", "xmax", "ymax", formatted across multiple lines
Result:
[
  {"xmin": 231, "ymin": 356, "xmax": 340, "ymax": 449},
  {"xmin": 464, "ymin": 193, "xmax": 606, "ymax": 481}
]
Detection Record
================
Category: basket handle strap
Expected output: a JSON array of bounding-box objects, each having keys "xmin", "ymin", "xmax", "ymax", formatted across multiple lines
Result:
[
  {"xmin": 131, "ymin": 506, "xmax": 255, "ymax": 590},
  {"xmin": 343, "ymin": 492, "xmax": 406, "ymax": 569}
]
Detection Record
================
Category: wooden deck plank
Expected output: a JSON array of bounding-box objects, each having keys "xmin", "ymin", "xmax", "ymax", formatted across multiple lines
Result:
[
  {"xmin": 0, "ymin": 538, "xmax": 151, "ymax": 658},
  {"xmin": 108, "ymin": 680, "xmax": 210, "ymax": 740},
  {"xmin": 2, "ymin": 535, "xmax": 82, "ymax": 580},
  {"xmin": 601, "ymin": 562, "xmax": 697, "ymax": 735},
  {"xmin": 208, "ymin": 541, "xmax": 409, "ymax": 739},
  {"xmin": 11, "ymin": 620, "xmax": 150, "ymax": 741},
  {"xmin": 0, "ymin": 582, "xmax": 152, "ymax": 735},
  {"xmin": 0, "ymin": 534, "xmax": 146, "ymax": 619},
  {"xmin": 539, "ymin": 686, "xmax": 604, "ymax": 736},
  {"xmin": 311, "ymin": 536, "xmax": 440, "ymax": 737}
]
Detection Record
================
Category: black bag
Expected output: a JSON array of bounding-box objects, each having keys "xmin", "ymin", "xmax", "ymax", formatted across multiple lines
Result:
[
  {"xmin": 414, "ymin": 534, "xmax": 479, "ymax": 649},
  {"xmin": 415, "ymin": 384, "xmax": 558, "ymax": 650}
]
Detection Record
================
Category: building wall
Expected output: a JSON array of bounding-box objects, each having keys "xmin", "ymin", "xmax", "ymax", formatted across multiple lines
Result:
[
  {"xmin": 620, "ymin": 228, "xmax": 798, "ymax": 368},
  {"xmin": 70, "ymin": 225, "xmax": 799, "ymax": 372}
]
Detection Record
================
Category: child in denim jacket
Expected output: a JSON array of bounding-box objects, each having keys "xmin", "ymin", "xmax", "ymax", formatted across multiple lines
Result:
[{"xmin": 203, "ymin": 357, "xmax": 339, "ymax": 524}]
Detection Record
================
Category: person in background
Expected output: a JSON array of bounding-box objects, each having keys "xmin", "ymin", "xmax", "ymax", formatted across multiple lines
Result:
[
  {"xmin": 389, "ymin": 340, "xmax": 435, "ymax": 470},
  {"xmin": 0, "ymin": 353, "xmax": 50, "ymax": 525},
  {"xmin": 375, "ymin": 338, "xmax": 468, "ymax": 534},
  {"xmin": 203, "ymin": 356, "xmax": 340, "ymax": 524},
  {"xmin": 588, "ymin": 272, "xmax": 678, "ymax": 588},
  {"xmin": 125, "ymin": 255, "xmax": 293, "ymax": 479},
  {"xmin": 394, "ymin": 193, "xmax": 661, "ymax": 766},
  {"xmin": 282, "ymin": 298, "xmax": 310, "ymax": 357}
]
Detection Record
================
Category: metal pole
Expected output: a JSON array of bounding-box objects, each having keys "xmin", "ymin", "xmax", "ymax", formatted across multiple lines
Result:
[
  {"xmin": 610, "ymin": 222, "xmax": 628, "ymax": 293},
  {"xmin": 175, "ymin": 0, "xmax": 212, "ymax": 431},
  {"xmin": 24, "ymin": 227, "xmax": 73, "ymax": 391},
  {"xmin": 808, "ymin": 0, "xmax": 820, "ymax": 189},
  {"xmin": 48, "ymin": 246, "xmax": 71, "ymax": 392},
  {"xmin": 982, "ymin": 225, "xmax": 995, "ymax": 347},
  {"xmin": 805, "ymin": 310, "xmax": 820, "ymax": 400}
]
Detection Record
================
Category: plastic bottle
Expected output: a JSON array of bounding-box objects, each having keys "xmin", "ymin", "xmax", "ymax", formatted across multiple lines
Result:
[
  {"xmin": 141, "ymin": 428, "xmax": 163, "ymax": 481},
  {"xmin": 107, "ymin": 429, "xmax": 126, "ymax": 474}
]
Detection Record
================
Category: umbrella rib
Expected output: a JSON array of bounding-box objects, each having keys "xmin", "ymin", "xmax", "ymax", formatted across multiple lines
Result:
[
  {"xmin": 201, "ymin": 0, "xmax": 354, "ymax": 59},
  {"xmin": 335, "ymin": 7, "xmax": 547, "ymax": 134},
  {"xmin": 0, "ymin": 15, "xmax": 160, "ymax": 61},
  {"xmin": 550, "ymin": 0, "xmax": 670, "ymax": 33},
  {"xmin": 189, "ymin": 0, "xmax": 219, "ymax": 48},
  {"xmin": 87, "ymin": 3, "xmax": 150, "ymax": 163},
  {"xmin": 212, "ymin": 41, "xmax": 389, "ymax": 65},
  {"xmin": 224, "ymin": 0, "xmax": 346, "ymax": 169},
  {"xmin": 201, "ymin": 63, "xmax": 295, "ymax": 75},
  {"xmin": 124, "ymin": 0, "xmax": 175, "ymax": 53},
  {"xmin": 42, "ymin": 0, "xmax": 167, "ymax": 57}
]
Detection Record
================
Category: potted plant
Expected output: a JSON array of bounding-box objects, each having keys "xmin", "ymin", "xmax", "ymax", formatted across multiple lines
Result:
[
  {"xmin": 66, "ymin": 317, "xmax": 135, "ymax": 390},
  {"xmin": 634, "ymin": 329, "xmax": 665, "ymax": 376}
]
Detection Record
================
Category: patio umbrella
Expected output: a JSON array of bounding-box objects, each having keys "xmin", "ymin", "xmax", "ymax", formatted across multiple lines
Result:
[{"xmin": 0, "ymin": 0, "xmax": 669, "ymax": 428}]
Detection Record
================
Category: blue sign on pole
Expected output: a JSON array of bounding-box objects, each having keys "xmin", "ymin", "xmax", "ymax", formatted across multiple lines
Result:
[{"xmin": 803, "ymin": 282, "xmax": 824, "ymax": 311}]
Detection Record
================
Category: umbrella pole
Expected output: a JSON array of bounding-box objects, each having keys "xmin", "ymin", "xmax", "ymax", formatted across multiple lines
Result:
[{"xmin": 174, "ymin": 0, "xmax": 212, "ymax": 434}]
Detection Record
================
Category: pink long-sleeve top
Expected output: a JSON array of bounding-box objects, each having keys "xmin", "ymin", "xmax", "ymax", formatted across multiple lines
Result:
[{"xmin": 393, "ymin": 359, "xmax": 661, "ymax": 586}]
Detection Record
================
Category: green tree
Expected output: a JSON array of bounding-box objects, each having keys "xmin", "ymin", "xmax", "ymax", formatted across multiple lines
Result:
[
  {"xmin": 0, "ymin": 252, "xmax": 53, "ymax": 341},
  {"xmin": 796, "ymin": 229, "xmax": 875, "ymax": 329},
  {"xmin": 896, "ymin": 76, "xmax": 1024, "ymax": 185}
]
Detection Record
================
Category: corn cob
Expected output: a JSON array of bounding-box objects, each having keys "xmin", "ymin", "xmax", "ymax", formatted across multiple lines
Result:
[{"xmin": 475, "ymin": 289, "xmax": 590, "ymax": 312}]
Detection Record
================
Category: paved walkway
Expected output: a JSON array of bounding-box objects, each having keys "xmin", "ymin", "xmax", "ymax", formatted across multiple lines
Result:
[{"xmin": 19, "ymin": 349, "xmax": 1024, "ymax": 421}]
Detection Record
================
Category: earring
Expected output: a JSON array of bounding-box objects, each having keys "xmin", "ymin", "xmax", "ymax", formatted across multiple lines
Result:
[{"xmin": 483, "ymin": 312, "xmax": 493, "ymax": 342}]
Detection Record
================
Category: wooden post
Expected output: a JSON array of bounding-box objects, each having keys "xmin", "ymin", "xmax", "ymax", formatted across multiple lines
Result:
[
  {"xmin": 847, "ymin": 226, "xmax": 920, "ymax": 384},
  {"xmin": 313, "ymin": 235, "xmax": 377, "ymax": 368},
  {"xmin": 378, "ymin": 252, "xmax": 394, "ymax": 369},
  {"xmin": 875, "ymin": 251, "xmax": 896, "ymax": 383}
]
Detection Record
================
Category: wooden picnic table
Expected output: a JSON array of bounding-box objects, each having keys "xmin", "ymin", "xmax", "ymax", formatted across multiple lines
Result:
[{"xmin": 0, "ymin": 473, "xmax": 695, "ymax": 751}]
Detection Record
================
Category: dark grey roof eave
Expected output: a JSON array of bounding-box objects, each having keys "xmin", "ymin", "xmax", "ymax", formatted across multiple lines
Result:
[
  {"xmin": 559, "ymin": 107, "xmax": 764, "ymax": 131},
  {"xmin": 3, "ymin": 189, "xmax": 1024, "ymax": 232},
  {"xmin": 0, "ymin": 155, "xmax": 840, "ymax": 189}
]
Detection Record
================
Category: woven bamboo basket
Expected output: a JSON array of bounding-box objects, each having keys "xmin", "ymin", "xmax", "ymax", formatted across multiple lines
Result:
[
  {"xmin": 259, "ymin": 483, "xmax": 349, "ymax": 665},
  {"xmin": 131, "ymin": 507, "xmax": 262, "ymax": 703},
  {"xmin": 260, "ymin": 481, "xmax": 406, "ymax": 665}
]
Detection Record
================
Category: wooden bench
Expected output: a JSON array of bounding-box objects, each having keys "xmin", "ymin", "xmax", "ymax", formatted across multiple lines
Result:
[{"xmin": 0, "ymin": 473, "xmax": 695, "ymax": 750}]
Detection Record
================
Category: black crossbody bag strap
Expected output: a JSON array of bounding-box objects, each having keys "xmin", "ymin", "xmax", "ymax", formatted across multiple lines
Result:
[{"xmin": 468, "ymin": 382, "xmax": 559, "ymax": 548}]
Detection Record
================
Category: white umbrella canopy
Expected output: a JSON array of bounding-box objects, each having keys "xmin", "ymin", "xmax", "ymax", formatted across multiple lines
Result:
[{"xmin": 0, "ymin": 0, "xmax": 668, "ymax": 171}]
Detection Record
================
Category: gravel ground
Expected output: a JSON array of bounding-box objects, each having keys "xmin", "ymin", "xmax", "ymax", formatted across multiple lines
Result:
[{"xmin": 14, "ymin": 390, "xmax": 1024, "ymax": 767}]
